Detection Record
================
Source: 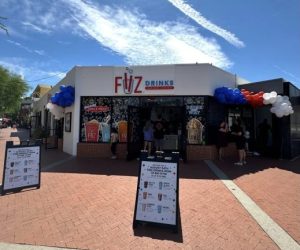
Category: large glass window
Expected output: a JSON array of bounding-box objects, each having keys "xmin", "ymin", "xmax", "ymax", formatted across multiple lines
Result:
[
  {"xmin": 184, "ymin": 97, "xmax": 207, "ymax": 144},
  {"xmin": 112, "ymin": 97, "xmax": 139, "ymax": 142},
  {"xmin": 80, "ymin": 97, "xmax": 111, "ymax": 142}
]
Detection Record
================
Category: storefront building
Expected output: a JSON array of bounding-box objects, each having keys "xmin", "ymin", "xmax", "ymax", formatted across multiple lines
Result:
[{"xmin": 33, "ymin": 63, "xmax": 298, "ymax": 160}]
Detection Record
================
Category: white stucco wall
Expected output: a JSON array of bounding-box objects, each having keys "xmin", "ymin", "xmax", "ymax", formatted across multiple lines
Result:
[
  {"xmin": 32, "ymin": 68, "xmax": 77, "ymax": 155},
  {"xmin": 72, "ymin": 64, "xmax": 246, "ymax": 97},
  {"xmin": 59, "ymin": 69, "xmax": 76, "ymax": 156},
  {"xmin": 33, "ymin": 63, "xmax": 249, "ymax": 156}
]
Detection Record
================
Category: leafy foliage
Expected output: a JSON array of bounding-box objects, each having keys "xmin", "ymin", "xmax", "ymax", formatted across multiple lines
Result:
[{"xmin": 0, "ymin": 66, "xmax": 29, "ymax": 116}]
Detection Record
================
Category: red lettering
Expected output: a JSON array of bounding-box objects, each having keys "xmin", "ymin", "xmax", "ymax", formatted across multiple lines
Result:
[
  {"xmin": 134, "ymin": 76, "xmax": 143, "ymax": 93},
  {"xmin": 115, "ymin": 77, "xmax": 122, "ymax": 93}
]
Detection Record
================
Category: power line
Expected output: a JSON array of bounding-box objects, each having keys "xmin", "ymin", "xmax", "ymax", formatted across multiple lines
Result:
[{"xmin": 26, "ymin": 71, "xmax": 66, "ymax": 82}]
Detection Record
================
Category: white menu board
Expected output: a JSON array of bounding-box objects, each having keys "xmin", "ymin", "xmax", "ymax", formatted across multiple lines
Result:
[
  {"xmin": 135, "ymin": 160, "xmax": 177, "ymax": 225},
  {"xmin": 3, "ymin": 146, "xmax": 41, "ymax": 191}
]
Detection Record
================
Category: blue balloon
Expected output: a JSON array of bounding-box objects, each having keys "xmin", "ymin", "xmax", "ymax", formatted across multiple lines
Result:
[
  {"xmin": 65, "ymin": 100, "xmax": 73, "ymax": 107},
  {"xmin": 50, "ymin": 85, "xmax": 75, "ymax": 107},
  {"xmin": 59, "ymin": 85, "xmax": 66, "ymax": 91},
  {"xmin": 51, "ymin": 96, "xmax": 57, "ymax": 104},
  {"xmin": 214, "ymin": 86, "xmax": 247, "ymax": 105}
]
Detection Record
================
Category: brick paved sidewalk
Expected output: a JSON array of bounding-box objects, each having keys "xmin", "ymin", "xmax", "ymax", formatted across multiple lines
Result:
[
  {"xmin": 0, "ymin": 128, "xmax": 299, "ymax": 249},
  {"xmin": 214, "ymin": 156, "xmax": 300, "ymax": 245}
]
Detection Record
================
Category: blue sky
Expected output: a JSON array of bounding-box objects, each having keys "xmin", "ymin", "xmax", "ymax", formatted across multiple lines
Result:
[{"xmin": 0, "ymin": 0, "xmax": 299, "ymax": 93}]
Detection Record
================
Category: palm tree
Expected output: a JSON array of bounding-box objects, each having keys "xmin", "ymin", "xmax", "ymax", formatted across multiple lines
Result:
[{"xmin": 0, "ymin": 16, "xmax": 8, "ymax": 35}]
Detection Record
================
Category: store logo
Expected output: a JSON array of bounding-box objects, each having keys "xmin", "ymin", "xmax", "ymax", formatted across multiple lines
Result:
[
  {"xmin": 145, "ymin": 80, "xmax": 174, "ymax": 90},
  {"xmin": 115, "ymin": 68, "xmax": 142, "ymax": 94}
]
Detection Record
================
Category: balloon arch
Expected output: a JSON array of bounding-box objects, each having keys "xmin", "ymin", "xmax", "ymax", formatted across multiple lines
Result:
[{"xmin": 214, "ymin": 87, "xmax": 294, "ymax": 118}]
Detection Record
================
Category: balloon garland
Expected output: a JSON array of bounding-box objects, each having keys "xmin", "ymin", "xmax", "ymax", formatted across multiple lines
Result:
[
  {"xmin": 213, "ymin": 87, "xmax": 247, "ymax": 105},
  {"xmin": 46, "ymin": 85, "xmax": 75, "ymax": 120},
  {"xmin": 240, "ymin": 89, "xmax": 264, "ymax": 108},
  {"xmin": 263, "ymin": 91, "xmax": 294, "ymax": 117},
  {"xmin": 50, "ymin": 85, "xmax": 75, "ymax": 107},
  {"xmin": 214, "ymin": 87, "xmax": 294, "ymax": 118}
]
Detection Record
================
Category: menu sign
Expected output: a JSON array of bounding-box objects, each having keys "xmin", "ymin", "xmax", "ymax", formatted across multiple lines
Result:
[
  {"xmin": 2, "ymin": 144, "xmax": 41, "ymax": 195},
  {"xmin": 134, "ymin": 157, "xmax": 179, "ymax": 228}
]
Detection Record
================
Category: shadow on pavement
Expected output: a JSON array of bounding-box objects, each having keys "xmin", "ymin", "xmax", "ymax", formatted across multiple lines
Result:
[
  {"xmin": 212, "ymin": 155, "xmax": 300, "ymax": 180},
  {"xmin": 9, "ymin": 129, "xmax": 298, "ymax": 180},
  {"xmin": 42, "ymin": 153, "xmax": 300, "ymax": 180},
  {"xmin": 133, "ymin": 206, "xmax": 183, "ymax": 243},
  {"xmin": 43, "ymin": 157, "xmax": 219, "ymax": 180}
]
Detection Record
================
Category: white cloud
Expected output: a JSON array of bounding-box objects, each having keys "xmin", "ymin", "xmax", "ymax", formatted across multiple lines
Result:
[
  {"xmin": 168, "ymin": 0, "xmax": 245, "ymax": 48},
  {"xmin": 64, "ymin": 0, "xmax": 232, "ymax": 68},
  {"xmin": 34, "ymin": 50, "xmax": 45, "ymax": 56},
  {"xmin": 22, "ymin": 22, "xmax": 51, "ymax": 34},
  {"xmin": 7, "ymin": 39, "xmax": 45, "ymax": 56}
]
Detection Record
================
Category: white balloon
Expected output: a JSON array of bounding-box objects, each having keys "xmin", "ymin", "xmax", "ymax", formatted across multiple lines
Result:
[
  {"xmin": 270, "ymin": 91, "xmax": 277, "ymax": 97},
  {"xmin": 266, "ymin": 91, "xmax": 293, "ymax": 118},
  {"xmin": 275, "ymin": 95, "xmax": 283, "ymax": 103},
  {"xmin": 276, "ymin": 111, "xmax": 284, "ymax": 117},
  {"xmin": 287, "ymin": 100, "xmax": 291, "ymax": 106},
  {"xmin": 269, "ymin": 96, "xmax": 276, "ymax": 104},
  {"xmin": 281, "ymin": 103, "xmax": 288, "ymax": 111},
  {"xmin": 282, "ymin": 96, "xmax": 289, "ymax": 101},
  {"xmin": 263, "ymin": 93, "xmax": 270, "ymax": 100},
  {"xmin": 48, "ymin": 103, "xmax": 64, "ymax": 119},
  {"xmin": 46, "ymin": 102, "xmax": 54, "ymax": 110}
]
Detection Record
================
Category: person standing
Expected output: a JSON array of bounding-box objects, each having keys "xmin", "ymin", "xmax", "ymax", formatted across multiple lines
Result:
[
  {"xmin": 154, "ymin": 115, "xmax": 165, "ymax": 152},
  {"xmin": 216, "ymin": 121, "xmax": 229, "ymax": 160},
  {"xmin": 143, "ymin": 120, "xmax": 154, "ymax": 156},
  {"xmin": 110, "ymin": 127, "xmax": 118, "ymax": 159},
  {"xmin": 232, "ymin": 120, "xmax": 247, "ymax": 166}
]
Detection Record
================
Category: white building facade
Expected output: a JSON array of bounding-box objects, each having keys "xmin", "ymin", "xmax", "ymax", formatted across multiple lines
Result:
[{"xmin": 33, "ymin": 64, "xmax": 248, "ymax": 160}]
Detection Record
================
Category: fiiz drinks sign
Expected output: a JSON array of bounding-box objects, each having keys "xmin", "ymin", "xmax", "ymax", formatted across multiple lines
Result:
[{"xmin": 114, "ymin": 67, "xmax": 175, "ymax": 95}]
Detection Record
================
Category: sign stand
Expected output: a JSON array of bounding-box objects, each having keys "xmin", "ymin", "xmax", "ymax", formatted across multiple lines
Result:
[
  {"xmin": 133, "ymin": 150, "xmax": 180, "ymax": 233},
  {"xmin": 1, "ymin": 141, "xmax": 41, "ymax": 195}
]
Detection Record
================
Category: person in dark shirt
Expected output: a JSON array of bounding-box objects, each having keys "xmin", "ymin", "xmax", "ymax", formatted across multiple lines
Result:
[
  {"xmin": 231, "ymin": 120, "xmax": 246, "ymax": 166},
  {"xmin": 216, "ymin": 121, "xmax": 229, "ymax": 160},
  {"xmin": 154, "ymin": 115, "xmax": 165, "ymax": 152}
]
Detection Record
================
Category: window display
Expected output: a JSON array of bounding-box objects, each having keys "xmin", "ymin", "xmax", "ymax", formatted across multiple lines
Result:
[
  {"xmin": 80, "ymin": 97, "xmax": 111, "ymax": 142},
  {"xmin": 184, "ymin": 97, "xmax": 207, "ymax": 144}
]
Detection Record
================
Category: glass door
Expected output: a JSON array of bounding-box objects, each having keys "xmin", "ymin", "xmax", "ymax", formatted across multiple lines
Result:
[{"xmin": 127, "ymin": 106, "xmax": 143, "ymax": 160}]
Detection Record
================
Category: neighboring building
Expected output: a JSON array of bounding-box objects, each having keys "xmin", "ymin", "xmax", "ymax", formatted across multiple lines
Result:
[
  {"xmin": 30, "ymin": 84, "xmax": 52, "ymax": 134},
  {"xmin": 238, "ymin": 79, "xmax": 300, "ymax": 159},
  {"xmin": 32, "ymin": 64, "xmax": 299, "ymax": 160},
  {"xmin": 19, "ymin": 97, "xmax": 33, "ymax": 128},
  {"xmin": 31, "ymin": 84, "xmax": 52, "ymax": 100}
]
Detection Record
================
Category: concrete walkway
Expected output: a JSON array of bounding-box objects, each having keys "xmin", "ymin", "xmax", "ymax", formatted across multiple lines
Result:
[{"xmin": 0, "ymin": 128, "xmax": 299, "ymax": 249}]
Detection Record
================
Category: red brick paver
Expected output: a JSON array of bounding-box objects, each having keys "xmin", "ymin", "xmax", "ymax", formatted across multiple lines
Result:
[
  {"xmin": 214, "ymin": 156, "xmax": 300, "ymax": 244},
  {"xmin": 0, "ymin": 128, "xmax": 296, "ymax": 249}
]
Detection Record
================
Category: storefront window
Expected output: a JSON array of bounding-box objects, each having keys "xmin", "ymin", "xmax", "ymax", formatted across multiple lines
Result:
[
  {"xmin": 80, "ymin": 97, "xmax": 111, "ymax": 143},
  {"xmin": 112, "ymin": 97, "xmax": 139, "ymax": 142},
  {"xmin": 184, "ymin": 97, "xmax": 207, "ymax": 144}
]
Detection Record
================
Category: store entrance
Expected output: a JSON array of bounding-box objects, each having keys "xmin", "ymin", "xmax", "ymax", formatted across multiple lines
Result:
[{"xmin": 127, "ymin": 105, "xmax": 186, "ymax": 160}]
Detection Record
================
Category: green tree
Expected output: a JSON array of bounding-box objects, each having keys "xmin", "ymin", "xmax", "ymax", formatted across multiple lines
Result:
[
  {"xmin": 0, "ymin": 66, "xmax": 29, "ymax": 117},
  {"xmin": 0, "ymin": 16, "xmax": 8, "ymax": 35}
]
